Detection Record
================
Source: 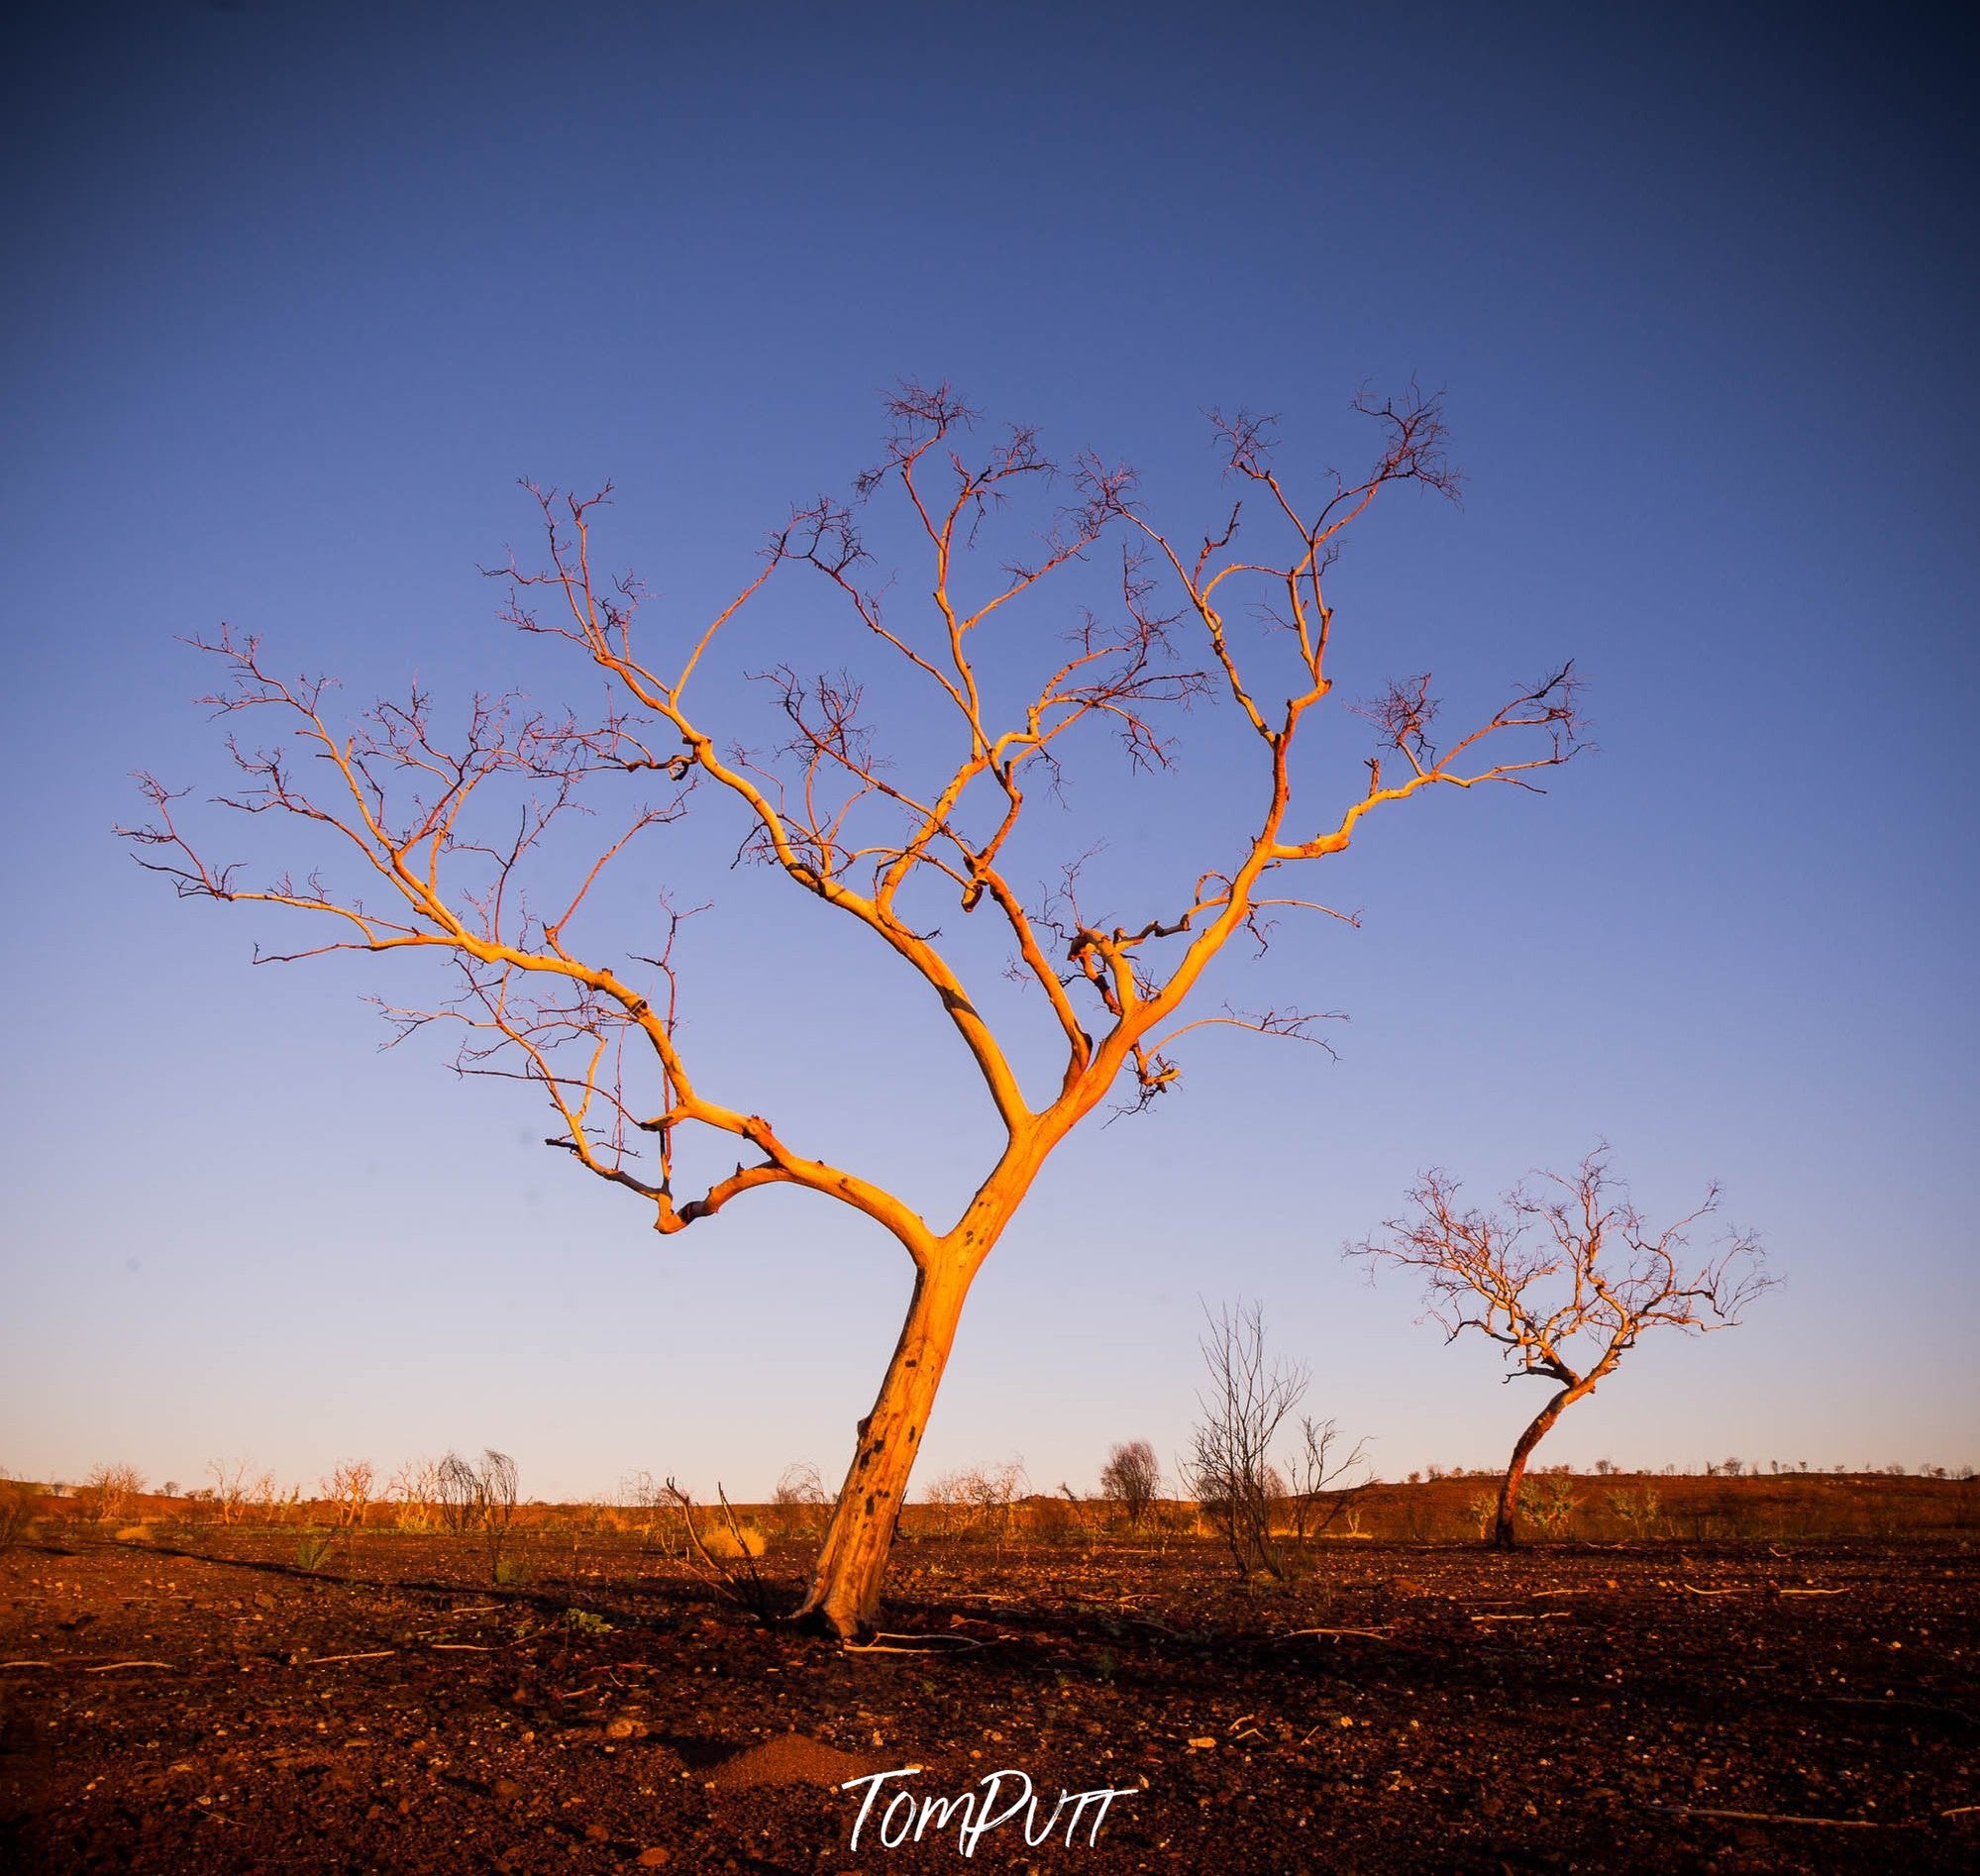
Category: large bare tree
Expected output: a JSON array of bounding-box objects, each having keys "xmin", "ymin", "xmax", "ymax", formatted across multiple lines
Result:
[
  {"xmin": 126, "ymin": 382, "xmax": 1584, "ymax": 1636},
  {"xmin": 1352, "ymin": 1149, "xmax": 1771, "ymax": 1547}
]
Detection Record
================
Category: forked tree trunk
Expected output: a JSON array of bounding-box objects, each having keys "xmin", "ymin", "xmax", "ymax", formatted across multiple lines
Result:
[
  {"xmin": 793, "ymin": 1258, "xmax": 975, "ymax": 1637},
  {"xmin": 1493, "ymin": 1379, "xmax": 1592, "ymax": 1549}
]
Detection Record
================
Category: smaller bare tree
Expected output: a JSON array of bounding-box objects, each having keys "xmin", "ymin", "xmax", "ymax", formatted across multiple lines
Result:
[
  {"xmin": 322, "ymin": 1459, "xmax": 374, "ymax": 1528},
  {"xmin": 434, "ymin": 1452, "xmax": 482, "ymax": 1536},
  {"xmin": 0, "ymin": 1471, "xmax": 34, "ymax": 1553},
  {"xmin": 79, "ymin": 1464, "xmax": 145, "ymax": 1525},
  {"xmin": 774, "ymin": 1462, "xmax": 829, "ymax": 1507},
  {"xmin": 1284, "ymin": 1416, "xmax": 1373, "ymax": 1545},
  {"xmin": 388, "ymin": 1458, "xmax": 441, "ymax": 1532},
  {"xmin": 922, "ymin": 1460, "xmax": 1028, "ymax": 1542},
  {"xmin": 218, "ymin": 1465, "xmax": 263, "ymax": 1522},
  {"xmin": 479, "ymin": 1449, "xmax": 520, "ymax": 1577},
  {"xmin": 619, "ymin": 1469, "xmax": 673, "ymax": 1550},
  {"xmin": 430, "ymin": 1450, "xmax": 519, "ymax": 1549},
  {"xmin": 252, "ymin": 1474, "xmax": 302, "ymax": 1526},
  {"xmin": 773, "ymin": 1462, "xmax": 831, "ymax": 1539},
  {"xmin": 972, "ymin": 1459, "xmax": 1028, "ymax": 1543},
  {"xmin": 1184, "ymin": 1301, "xmax": 1307, "ymax": 1578},
  {"xmin": 1098, "ymin": 1440, "xmax": 1162, "ymax": 1528},
  {"xmin": 1352, "ymin": 1148, "xmax": 1772, "ymax": 1548}
]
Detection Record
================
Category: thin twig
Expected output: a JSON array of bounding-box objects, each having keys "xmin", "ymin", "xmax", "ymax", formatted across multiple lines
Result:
[
  {"xmin": 716, "ymin": 1484, "xmax": 773, "ymax": 1621},
  {"xmin": 310, "ymin": 1650, "xmax": 398, "ymax": 1665},
  {"xmin": 1650, "ymin": 1804, "xmax": 1883, "ymax": 1829},
  {"xmin": 842, "ymin": 1632, "xmax": 992, "ymax": 1655}
]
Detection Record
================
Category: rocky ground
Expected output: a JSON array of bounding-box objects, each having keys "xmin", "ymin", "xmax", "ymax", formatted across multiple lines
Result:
[{"xmin": 2, "ymin": 1528, "xmax": 1975, "ymax": 1872}]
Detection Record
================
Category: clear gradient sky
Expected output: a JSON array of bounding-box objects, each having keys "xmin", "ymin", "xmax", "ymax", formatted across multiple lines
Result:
[{"xmin": 4, "ymin": 1, "xmax": 1974, "ymax": 1504}]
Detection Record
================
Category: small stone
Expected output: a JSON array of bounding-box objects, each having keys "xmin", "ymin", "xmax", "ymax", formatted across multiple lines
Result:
[
  {"xmin": 606, "ymin": 1717, "xmax": 637, "ymax": 1740},
  {"xmin": 636, "ymin": 1849, "xmax": 671, "ymax": 1867},
  {"xmin": 493, "ymin": 1779, "xmax": 522, "ymax": 1800},
  {"xmin": 583, "ymin": 1823, "xmax": 607, "ymax": 1841}
]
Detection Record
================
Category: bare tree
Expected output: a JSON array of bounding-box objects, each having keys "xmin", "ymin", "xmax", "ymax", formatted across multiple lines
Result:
[
  {"xmin": 126, "ymin": 383, "xmax": 1585, "ymax": 1637},
  {"xmin": 1352, "ymin": 1148, "xmax": 1772, "ymax": 1548},
  {"xmin": 79, "ymin": 1463, "xmax": 145, "ymax": 1525},
  {"xmin": 773, "ymin": 1462, "xmax": 832, "ymax": 1539},
  {"xmin": 1184, "ymin": 1300, "xmax": 1308, "ymax": 1578},
  {"xmin": 322, "ymin": 1459, "xmax": 374, "ymax": 1528},
  {"xmin": 388, "ymin": 1458, "xmax": 441, "ymax": 1532},
  {"xmin": 205, "ymin": 1458, "xmax": 250, "ymax": 1524},
  {"xmin": 478, "ymin": 1448, "xmax": 519, "ymax": 1577},
  {"xmin": 1098, "ymin": 1439, "xmax": 1162, "ymax": 1528},
  {"xmin": 433, "ymin": 1452, "xmax": 481, "ymax": 1536},
  {"xmin": 427, "ymin": 1447, "xmax": 519, "ymax": 1558},
  {"xmin": 617, "ymin": 1468, "xmax": 674, "ymax": 1550},
  {"xmin": 0, "ymin": 1472, "xmax": 33, "ymax": 1554},
  {"xmin": 1284, "ymin": 1415, "xmax": 1373, "ymax": 1545},
  {"xmin": 922, "ymin": 1459, "xmax": 1028, "ymax": 1543},
  {"xmin": 252, "ymin": 1474, "xmax": 301, "ymax": 1526}
]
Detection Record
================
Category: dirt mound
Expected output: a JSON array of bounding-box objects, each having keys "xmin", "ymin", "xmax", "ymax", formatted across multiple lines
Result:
[{"xmin": 707, "ymin": 1731, "xmax": 884, "ymax": 1789}]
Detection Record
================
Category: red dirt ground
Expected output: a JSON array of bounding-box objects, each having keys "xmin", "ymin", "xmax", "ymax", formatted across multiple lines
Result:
[{"xmin": 2, "ymin": 1519, "xmax": 1975, "ymax": 1873}]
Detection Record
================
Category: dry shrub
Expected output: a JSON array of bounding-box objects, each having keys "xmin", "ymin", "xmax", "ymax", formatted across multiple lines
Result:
[
  {"xmin": 0, "ymin": 1475, "xmax": 37, "ymax": 1552},
  {"xmin": 701, "ymin": 1522, "xmax": 768, "ymax": 1560}
]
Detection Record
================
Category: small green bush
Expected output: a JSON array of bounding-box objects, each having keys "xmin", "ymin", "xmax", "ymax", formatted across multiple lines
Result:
[{"xmin": 294, "ymin": 1529, "xmax": 340, "ymax": 1572}]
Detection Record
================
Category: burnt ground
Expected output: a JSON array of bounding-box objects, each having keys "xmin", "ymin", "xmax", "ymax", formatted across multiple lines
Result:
[{"xmin": 1, "ymin": 1530, "xmax": 1975, "ymax": 1873}]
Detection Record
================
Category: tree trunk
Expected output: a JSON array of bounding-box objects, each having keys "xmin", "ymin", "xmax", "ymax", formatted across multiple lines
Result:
[
  {"xmin": 793, "ymin": 1259, "xmax": 973, "ymax": 1638},
  {"xmin": 1493, "ymin": 1381, "xmax": 1590, "ymax": 1549}
]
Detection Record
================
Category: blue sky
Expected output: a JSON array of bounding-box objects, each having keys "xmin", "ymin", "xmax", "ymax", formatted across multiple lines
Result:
[{"xmin": 4, "ymin": 0, "xmax": 1974, "ymax": 1503}]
